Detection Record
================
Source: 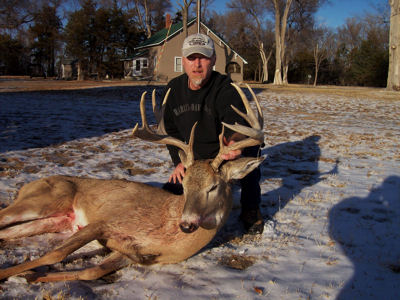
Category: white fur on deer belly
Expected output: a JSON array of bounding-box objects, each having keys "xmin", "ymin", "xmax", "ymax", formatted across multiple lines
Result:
[{"xmin": 72, "ymin": 208, "xmax": 88, "ymax": 231}]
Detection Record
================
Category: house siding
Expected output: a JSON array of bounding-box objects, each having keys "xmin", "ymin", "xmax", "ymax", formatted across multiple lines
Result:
[{"xmin": 155, "ymin": 25, "xmax": 245, "ymax": 82}]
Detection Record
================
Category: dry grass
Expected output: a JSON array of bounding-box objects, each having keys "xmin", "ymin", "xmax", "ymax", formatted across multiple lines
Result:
[
  {"xmin": 1, "ymin": 77, "xmax": 398, "ymax": 101},
  {"xmin": 0, "ymin": 76, "xmax": 163, "ymax": 93},
  {"xmin": 247, "ymin": 82, "xmax": 400, "ymax": 101},
  {"xmin": 218, "ymin": 254, "xmax": 257, "ymax": 270}
]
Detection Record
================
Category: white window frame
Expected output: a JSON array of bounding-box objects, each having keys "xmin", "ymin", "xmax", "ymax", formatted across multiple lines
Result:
[
  {"xmin": 174, "ymin": 56, "xmax": 182, "ymax": 72},
  {"xmin": 153, "ymin": 55, "xmax": 157, "ymax": 69},
  {"xmin": 142, "ymin": 58, "xmax": 148, "ymax": 68}
]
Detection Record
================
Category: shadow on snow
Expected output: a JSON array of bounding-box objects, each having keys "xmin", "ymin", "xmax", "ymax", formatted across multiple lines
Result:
[{"xmin": 329, "ymin": 175, "xmax": 400, "ymax": 299}]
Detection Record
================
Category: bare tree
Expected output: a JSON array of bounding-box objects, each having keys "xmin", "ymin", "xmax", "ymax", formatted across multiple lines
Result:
[
  {"xmin": 137, "ymin": 0, "xmax": 152, "ymax": 38},
  {"xmin": 312, "ymin": 26, "xmax": 334, "ymax": 86},
  {"xmin": 337, "ymin": 17, "xmax": 364, "ymax": 51},
  {"xmin": 177, "ymin": 0, "xmax": 194, "ymax": 37},
  {"xmin": 0, "ymin": 0, "xmax": 39, "ymax": 33},
  {"xmin": 228, "ymin": 0, "xmax": 273, "ymax": 83},
  {"xmin": 122, "ymin": 0, "xmax": 171, "ymax": 38},
  {"xmin": 387, "ymin": 0, "xmax": 399, "ymax": 90},
  {"xmin": 200, "ymin": 0, "xmax": 214, "ymax": 22},
  {"xmin": 269, "ymin": 0, "xmax": 328, "ymax": 85},
  {"xmin": 272, "ymin": 0, "xmax": 293, "ymax": 85}
]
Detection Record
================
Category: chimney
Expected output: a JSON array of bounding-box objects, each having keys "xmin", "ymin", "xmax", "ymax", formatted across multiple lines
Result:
[{"xmin": 165, "ymin": 13, "xmax": 172, "ymax": 29}]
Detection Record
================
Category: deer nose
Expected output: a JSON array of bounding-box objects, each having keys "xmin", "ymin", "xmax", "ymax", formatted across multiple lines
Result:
[{"xmin": 179, "ymin": 221, "xmax": 199, "ymax": 233}]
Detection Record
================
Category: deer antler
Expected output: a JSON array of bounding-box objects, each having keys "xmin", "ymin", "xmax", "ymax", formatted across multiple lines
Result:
[
  {"xmin": 132, "ymin": 89, "xmax": 196, "ymax": 167},
  {"xmin": 210, "ymin": 83, "xmax": 264, "ymax": 171}
]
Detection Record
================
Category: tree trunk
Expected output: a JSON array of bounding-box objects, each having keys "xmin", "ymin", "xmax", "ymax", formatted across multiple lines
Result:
[
  {"xmin": 183, "ymin": 11, "xmax": 188, "ymax": 37},
  {"xmin": 313, "ymin": 64, "xmax": 318, "ymax": 86},
  {"xmin": 179, "ymin": 0, "xmax": 194, "ymax": 37},
  {"xmin": 387, "ymin": 0, "xmax": 400, "ymax": 91},
  {"xmin": 283, "ymin": 60, "xmax": 289, "ymax": 84},
  {"xmin": 77, "ymin": 61, "xmax": 84, "ymax": 81},
  {"xmin": 144, "ymin": 0, "xmax": 152, "ymax": 38},
  {"xmin": 273, "ymin": 0, "xmax": 283, "ymax": 85},
  {"xmin": 313, "ymin": 44, "xmax": 319, "ymax": 86},
  {"xmin": 259, "ymin": 42, "xmax": 272, "ymax": 83},
  {"xmin": 273, "ymin": 0, "xmax": 293, "ymax": 85}
]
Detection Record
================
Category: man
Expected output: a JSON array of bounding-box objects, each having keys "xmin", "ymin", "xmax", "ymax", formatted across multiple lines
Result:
[{"xmin": 162, "ymin": 33, "xmax": 264, "ymax": 234}]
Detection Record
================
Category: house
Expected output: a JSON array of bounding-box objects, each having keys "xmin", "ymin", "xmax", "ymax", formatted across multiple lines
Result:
[
  {"xmin": 122, "ymin": 16, "xmax": 248, "ymax": 82},
  {"xmin": 60, "ymin": 58, "xmax": 79, "ymax": 80}
]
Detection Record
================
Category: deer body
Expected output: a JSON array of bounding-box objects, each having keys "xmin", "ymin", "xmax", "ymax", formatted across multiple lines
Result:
[
  {"xmin": 0, "ymin": 172, "xmax": 221, "ymax": 260},
  {"xmin": 0, "ymin": 84, "xmax": 264, "ymax": 282}
]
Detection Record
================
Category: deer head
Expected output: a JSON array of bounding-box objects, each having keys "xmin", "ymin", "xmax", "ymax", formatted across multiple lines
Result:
[{"xmin": 132, "ymin": 84, "xmax": 264, "ymax": 233}]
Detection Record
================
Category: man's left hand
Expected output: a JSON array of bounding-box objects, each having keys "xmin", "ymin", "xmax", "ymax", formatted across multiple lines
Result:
[{"xmin": 221, "ymin": 137, "xmax": 242, "ymax": 161}]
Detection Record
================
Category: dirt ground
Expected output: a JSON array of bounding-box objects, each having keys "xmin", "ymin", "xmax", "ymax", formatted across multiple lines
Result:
[{"xmin": 0, "ymin": 76, "xmax": 399, "ymax": 100}]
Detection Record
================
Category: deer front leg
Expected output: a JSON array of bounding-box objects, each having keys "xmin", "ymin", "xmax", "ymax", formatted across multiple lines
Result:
[
  {"xmin": 0, "ymin": 223, "xmax": 103, "ymax": 281},
  {"xmin": 25, "ymin": 251, "xmax": 131, "ymax": 282}
]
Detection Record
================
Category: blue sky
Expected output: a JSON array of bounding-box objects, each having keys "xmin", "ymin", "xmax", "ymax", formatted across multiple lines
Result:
[{"xmin": 200, "ymin": 0, "xmax": 385, "ymax": 28}]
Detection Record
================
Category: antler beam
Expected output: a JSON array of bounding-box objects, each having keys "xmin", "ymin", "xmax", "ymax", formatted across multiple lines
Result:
[
  {"xmin": 132, "ymin": 89, "xmax": 196, "ymax": 167},
  {"xmin": 210, "ymin": 83, "xmax": 264, "ymax": 171}
]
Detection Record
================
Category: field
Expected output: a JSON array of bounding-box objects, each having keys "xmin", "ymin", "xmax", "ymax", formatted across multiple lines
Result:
[{"xmin": 0, "ymin": 78, "xmax": 399, "ymax": 299}]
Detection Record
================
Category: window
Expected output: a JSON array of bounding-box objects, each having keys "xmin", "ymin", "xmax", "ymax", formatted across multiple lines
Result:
[
  {"xmin": 226, "ymin": 62, "xmax": 241, "ymax": 74},
  {"xmin": 142, "ymin": 58, "xmax": 148, "ymax": 68},
  {"xmin": 175, "ymin": 57, "xmax": 182, "ymax": 72},
  {"xmin": 135, "ymin": 60, "xmax": 140, "ymax": 71}
]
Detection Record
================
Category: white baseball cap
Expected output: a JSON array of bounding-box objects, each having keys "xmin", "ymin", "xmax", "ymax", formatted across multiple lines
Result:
[{"xmin": 182, "ymin": 33, "xmax": 215, "ymax": 58}]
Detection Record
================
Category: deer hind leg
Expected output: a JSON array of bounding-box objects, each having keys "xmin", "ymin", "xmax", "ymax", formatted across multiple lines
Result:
[
  {"xmin": 26, "ymin": 251, "xmax": 131, "ymax": 282},
  {"xmin": 0, "ymin": 176, "xmax": 76, "ymax": 229},
  {"xmin": 0, "ymin": 215, "xmax": 74, "ymax": 240},
  {"xmin": 0, "ymin": 223, "xmax": 103, "ymax": 281}
]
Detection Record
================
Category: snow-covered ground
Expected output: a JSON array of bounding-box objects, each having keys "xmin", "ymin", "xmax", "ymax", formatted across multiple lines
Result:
[{"xmin": 0, "ymin": 86, "xmax": 399, "ymax": 299}]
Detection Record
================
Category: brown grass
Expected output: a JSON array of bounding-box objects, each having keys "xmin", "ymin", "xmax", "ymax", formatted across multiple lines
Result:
[
  {"xmin": 0, "ymin": 76, "xmax": 163, "ymax": 93},
  {"xmin": 218, "ymin": 254, "xmax": 257, "ymax": 270},
  {"xmin": 1, "ymin": 77, "xmax": 398, "ymax": 100}
]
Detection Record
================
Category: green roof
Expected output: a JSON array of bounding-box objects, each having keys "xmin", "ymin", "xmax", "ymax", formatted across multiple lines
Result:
[{"xmin": 135, "ymin": 19, "xmax": 196, "ymax": 50}]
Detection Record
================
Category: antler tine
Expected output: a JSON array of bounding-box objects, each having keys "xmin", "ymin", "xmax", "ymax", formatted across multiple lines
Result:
[
  {"xmin": 245, "ymin": 83, "xmax": 264, "ymax": 128},
  {"xmin": 152, "ymin": 88, "xmax": 171, "ymax": 135},
  {"xmin": 229, "ymin": 83, "xmax": 263, "ymax": 130},
  {"xmin": 132, "ymin": 90, "xmax": 196, "ymax": 167},
  {"xmin": 210, "ymin": 84, "xmax": 264, "ymax": 172},
  {"xmin": 221, "ymin": 83, "xmax": 264, "ymax": 141}
]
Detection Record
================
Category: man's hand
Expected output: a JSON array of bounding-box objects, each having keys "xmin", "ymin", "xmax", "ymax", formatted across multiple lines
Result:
[
  {"xmin": 220, "ymin": 136, "xmax": 242, "ymax": 161},
  {"xmin": 169, "ymin": 163, "xmax": 186, "ymax": 184}
]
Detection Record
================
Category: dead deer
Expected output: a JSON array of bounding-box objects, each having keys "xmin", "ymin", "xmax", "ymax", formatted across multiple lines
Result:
[{"xmin": 0, "ymin": 83, "xmax": 264, "ymax": 283}]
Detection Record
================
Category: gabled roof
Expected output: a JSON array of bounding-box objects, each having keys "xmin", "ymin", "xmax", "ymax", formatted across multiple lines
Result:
[
  {"xmin": 135, "ymin": 18, "xmax": 248, "ymax": 64},
  {"xmin": 135, "ymin": 18, "xmax": 197, "ymax": 49},
  {"xmin": 120, "ymin": 50, "xmax": 148, "ymax": 61}
]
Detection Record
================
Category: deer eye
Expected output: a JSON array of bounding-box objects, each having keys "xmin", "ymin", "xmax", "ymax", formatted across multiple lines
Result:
[{"xmin": 208, "ymin": 184, "xmax": 218, "ymax": 193}]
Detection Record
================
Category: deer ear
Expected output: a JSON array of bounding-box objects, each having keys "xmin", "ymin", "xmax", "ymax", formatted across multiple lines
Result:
[{"xmin": 221, "ymin": 156, "xmax": 265, "ymax": 181}]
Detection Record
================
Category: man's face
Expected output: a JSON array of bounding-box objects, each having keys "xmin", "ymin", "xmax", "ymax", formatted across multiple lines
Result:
[{"xmin": 183, "ymin": 53, "xmax": 216, "ymax": 90}]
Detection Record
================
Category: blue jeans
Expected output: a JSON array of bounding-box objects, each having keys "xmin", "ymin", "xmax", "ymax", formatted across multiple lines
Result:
[{"xmin": 240, "ymin": 145, "xmax": 261, "ymax": 211}]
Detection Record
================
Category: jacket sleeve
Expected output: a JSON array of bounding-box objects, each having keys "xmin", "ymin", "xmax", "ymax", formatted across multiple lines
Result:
[
  {"xmin": 214, "ymin": 83, "xmax": 248, "ymax": 139},
  {"xmin": 162, "ymin": 86, "xmax": 183, "ymax": 166}
]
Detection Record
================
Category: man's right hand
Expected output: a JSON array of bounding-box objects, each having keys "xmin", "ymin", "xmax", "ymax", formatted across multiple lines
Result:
[{"xmin": 169, "ymin": 163, "xmax": 186, "ymax": 184}]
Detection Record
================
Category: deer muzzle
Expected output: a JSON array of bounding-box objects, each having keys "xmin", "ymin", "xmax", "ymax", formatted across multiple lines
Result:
[{"xmin": 179, "ymin": 221, "xmax": 199, "ymax": 233}]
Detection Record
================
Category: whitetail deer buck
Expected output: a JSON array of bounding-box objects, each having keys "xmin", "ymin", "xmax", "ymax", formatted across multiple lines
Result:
[{"xmin": 0, "ymin": 84, "xmax": 264, "ymax": 283}]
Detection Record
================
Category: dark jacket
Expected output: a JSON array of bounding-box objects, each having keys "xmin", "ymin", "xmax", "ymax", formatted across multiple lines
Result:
[{"xmin": 163, "ymin": 71, "xmax": 247, "ymax": 166}]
